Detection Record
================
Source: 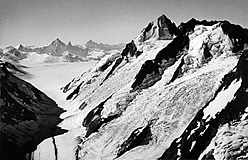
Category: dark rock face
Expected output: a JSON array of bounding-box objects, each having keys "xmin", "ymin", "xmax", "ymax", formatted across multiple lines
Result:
[
  {"xmin": 178, "ymin": 18, "xmax": 219, "ymax": 34},
  {"xmin": 116, "ymin": 120, "xmax": 155, "ymax": 158},
  {"xmin": 0, "ymin": 61, "xmax": 29, "ymax": 76},
  {"xmin": 99, "ymin": 58, "xmax": 116, "ymax": 72},
  {"xmin": 121, "ymin": 40, "xmax": 137, "ymax": 59},
  {"xmin": 102, "ymin": 57, "xmax": 124, "ymax": 83},
  {"xmin": 157, "ymin": 14, "xmax": 181, "ymax": 39},
  {"xmin": 66, "ymin": 82, "xmax": 83, "ymax": 100},
  {"xmin": 221, "ymin": 21, "xmax": 248, "ymax": 53},
  {"xmin": 140, "ymin": 14, "xmax": 181, "ymax": 42},
  {"xmin": 158, "ymin": 49, "xmax": 248, "ymax": 160},
  {"xmin": 82, "ymin": 95, "xmax": 118, "ymax": 138},
  {"xmin": 0, "ymin": 62, "xmax": 67, "ymax": 160},
  {"xmin": 178, "ymin": 18, "xmax": 248, "ymax": 53},
  {"xmin": 132, "ymin": 34, "xmax": 189, "ymax": 91}
]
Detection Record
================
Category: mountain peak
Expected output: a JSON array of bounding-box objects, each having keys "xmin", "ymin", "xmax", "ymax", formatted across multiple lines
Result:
[
  {"xmin": 18, "ymin": 44, "xmax": 25, "ymax": 50},
  {"xmin": 159, "ymin": 14, "xmax": 168, "ymax": 19},
  {"xmin": 135, "ymin": 14, "xmax": 181, "ymax": 43},
  {"xmin": 67, "ymin": 41, "xmax": 73, "ymax": 46},
  {"xmin": 19, "ymin": 44, "xmax": 24, "ymax": 48},
  {"xmin": 50, "ymin": 38, "xmax": 65, "ymax": 47}
]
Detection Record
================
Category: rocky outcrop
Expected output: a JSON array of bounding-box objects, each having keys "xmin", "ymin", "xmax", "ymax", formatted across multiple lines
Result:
[
  {"xmin": 121, "ymin": 40, "xmax": 138, "ymax": 59},
  {"xmin": 0, "ymin": 62, "xmax": 67, "ymax": 160},
  {"xmin": 116, "ymin": 119, "xmax": 156, "ymax": 158},
  {"xmin": 82, "ymin": 94, "xmax": 117, "ymax": 138},
  {"xmin": 221, "ymin": 21, "xmax": 248, "ymax": 52}
]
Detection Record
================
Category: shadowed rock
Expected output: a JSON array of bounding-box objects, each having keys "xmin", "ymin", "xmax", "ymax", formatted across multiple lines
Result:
[
  {"xmin": 82, "ymin": 94, "xmax": 118, "ymax": 138},
  {"xmin": 0, "ymin": 62, "xmax": 67, "ymax": 160},
  {"xmin": 116, "ymin": 119, "xmax": 156, "ymax": 158},
  {"xmin": 132, "ymin": 34, "xmax": 189, "ymax": 91}
]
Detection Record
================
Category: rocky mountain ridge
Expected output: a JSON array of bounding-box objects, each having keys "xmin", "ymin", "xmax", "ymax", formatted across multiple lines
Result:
[
  {"xmin": 0, "ymin": 39, "xmax": 125, "ymax": 63},
  {"xmin": 60, "ymin": 14, "xmax": 248, "ymax": 160}
]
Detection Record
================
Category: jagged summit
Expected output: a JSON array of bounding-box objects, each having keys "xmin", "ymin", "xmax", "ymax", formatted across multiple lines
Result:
[
  {"xmin": 17, "ymin": 44, "xmax": 35, "ymax": 53},
  {"xmin": 18, "ymin": 44, "xmax": 24, "ymax": 50},
  {"xmin": 67, "ymin": 41, "xmax": 73, "ymax": 46},
  {"xmin": 134, "ymin": 14, "xmax": 180, "ymax": 44},
  {"xmin": 50, "ymin": 38, "xmax": 66, "ymax": 47}
]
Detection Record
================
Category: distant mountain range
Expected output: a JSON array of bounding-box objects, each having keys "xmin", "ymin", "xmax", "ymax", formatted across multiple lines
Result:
[
  {"xmin": 86, "ymin": 40, "xmax": 125, "ymax": 51},
  {"xmin": 0, "ymin": 39, "xmax": 125, "ymax": 63}
]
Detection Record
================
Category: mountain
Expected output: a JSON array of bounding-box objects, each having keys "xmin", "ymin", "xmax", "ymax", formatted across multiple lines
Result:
[
  {"xmin": 66, "ymin": 41, "xmax": 89, "ymax": 57},
  {"xmin": 59, "ymin": 14, "xmax": 248, "ymax": 160},
  {"xmin": 0, "ymin": 61, "xmax": 67, "ymax": 160},
  {"xmin": 86, "ymin": 40, "xmax": 125, "ymax": 51},
  {"xmin": 38, "ymin": 38, "xmax": 67, "ymax": 56},
  {"xmin": 135, "ymin": 14, "xmax": 180, "ymax": 44},
  {"xmin": 1, "ymin": 39, "xmax": 125, "ymax": 63},
  {"xmin": 18, "ymin": 44, "xmax": 35, "ymax": 52},
  {"xmin": 0, "ymin": 48, "xmax": 27, "ymax": 63},
  {"xmin": 1, "ymin": 39, "xmax": 89, "ymax": 63}
]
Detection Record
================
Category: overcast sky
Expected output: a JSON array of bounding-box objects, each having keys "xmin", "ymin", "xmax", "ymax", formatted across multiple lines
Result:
[{"xmin": 0, "ymin": 0, "xmax": 247, "ymax": 47}]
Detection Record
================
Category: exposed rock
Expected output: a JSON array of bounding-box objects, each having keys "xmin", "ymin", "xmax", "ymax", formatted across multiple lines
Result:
[
  {"xmin": 82, "ymin": 94, "xmax": 116, "ymax": 138},
  {"xmin": 102, "ymin": 57, "xmax": 124, "ymax": 83},
  {"xmin": 132, "ymin": 34, "xmax": 189, "ymax": 91},
  {"xmin": 136, "ymin": 14, "xmax": 181, "ymax": 43},
  {"xmin": 121, "ymin": 40, "xmax": 138, "ymax": 59},
  {"xmin": 116, "ymin": 119, "xmax": 156, "ymax": 158}
]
